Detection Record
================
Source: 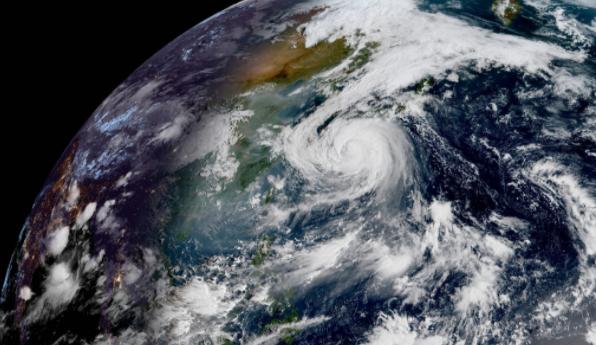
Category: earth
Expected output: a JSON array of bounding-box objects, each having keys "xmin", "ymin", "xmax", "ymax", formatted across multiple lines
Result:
[{"xmin": 1, "ymin": 0, "xmax": 595, "ymax": 344}]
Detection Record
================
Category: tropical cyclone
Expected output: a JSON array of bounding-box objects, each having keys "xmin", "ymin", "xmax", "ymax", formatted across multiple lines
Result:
[{"xmin": 1, "ymin": 0, "xmax": 594, "ymax": 344}]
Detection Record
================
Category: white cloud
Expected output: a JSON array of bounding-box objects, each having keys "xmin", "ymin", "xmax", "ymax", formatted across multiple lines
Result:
[
  {"xmin": 150, "ymin": 277, "xmax": 240, "ymax": 343},
  {"xmin": 587, "ymin": 322, "xmax": 596, "ymax": 345},
  {"xmin": 282, "ymin": 118, "xmax": 413, "ymax": 203},
  {"xmin": 174, "ymin": 110, "xmax": 253, "ymax": 175},
  {"xmin": 81, "ymin": 249, "xmax": 105, "ymax": 273},
  {"xmin": 75, "ymin": 202, "xmax": 97, "ymax": 228},
  {"xmin": 19, "ymin": 286, "xmax": 33, "ymax": 301},
  {"xmin": 429, "ymin": 200, "xmax": 454, "ymax": 227},
  {"xmin": 96, "ymin": 200, "xmax": 116, "ymax": 223},
  {"xmin": 115, "ymin": 171, "xmax": 133, "ymax": 188},
  {"xmin": 154, "ymin": 114, "xmax": 191, "ymax": 142},
  {"xmin": 44, "ymin": 262, "xmax": 79, "ymax": 308},
  {"xmin": 93, "ymin": 329, "xmax": 148, "ymax": 345},
  {"xmin": 455, "ymin": 261, "xmax": 501, "ymax": 314},
  {"xmin": 283, "ymin": 231, "xmax": 357, "ymax": 285},
  {"xmin": 484, "ymin": 235, "xmax": 514, "ymax": 261},
  {"xmin": 46, "ymin": 226, "xmax": 69, "ymax": 257},
  {"xmin": 96, "ymin": 200, "xmax": 120, "ymax": 232},
  {"xmin": 66, "ymin": 182, "xmax": 80, "ymax": 207},
  {"xmin": 364, "ymin": 313, "xmax": 444, "ymax": 345},
  {"xmin": 297, "ymin": 0, "xmax": 583, "ymax": 116},
  {"xmin": 528, "ymin": 160, "xmax": 596, "ymax": 257},
  {"xmin": 123, "ymin": 262, "xmax": 142, "ymax": 286},
  {"xmin": 26, "ymin": 262, "xmax": 80, "ymax": 323},
  {"xmin": 246, "ymin": 316, "xmax": 330, "ymax": 345},
  {"xmin": 367, "ymin": 243, "xmax": 414, "ymax": 280}
]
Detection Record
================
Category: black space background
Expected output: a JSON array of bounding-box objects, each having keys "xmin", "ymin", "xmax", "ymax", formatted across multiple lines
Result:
[{"xmin": 3, "ymin": 2, "xmax": 241, "ymax": 282}]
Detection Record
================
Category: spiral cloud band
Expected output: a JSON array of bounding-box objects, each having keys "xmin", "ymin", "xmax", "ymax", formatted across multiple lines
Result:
[{"xmin": 282, "ymin": 114, "xmax": 413, "ymax": 204}]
